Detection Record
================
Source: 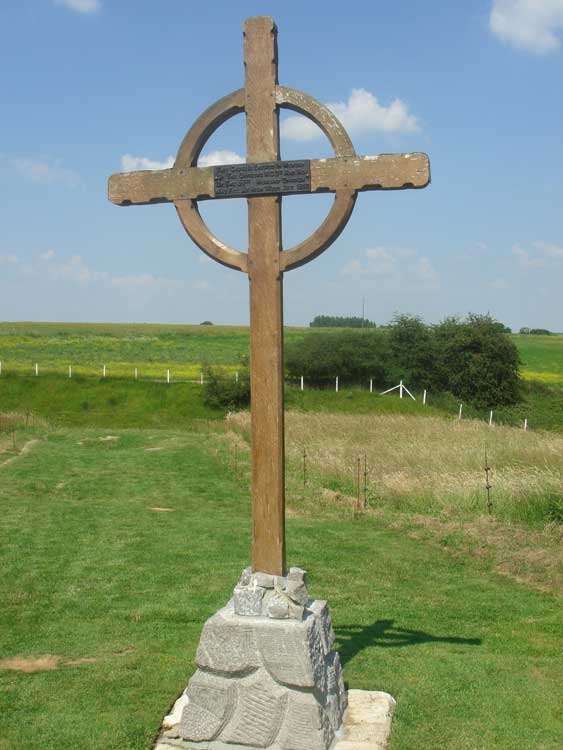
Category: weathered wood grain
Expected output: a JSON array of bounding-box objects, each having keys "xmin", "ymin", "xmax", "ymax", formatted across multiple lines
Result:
[{"xmin": 244, "ymin": 16, "xmax": 286, "ymax": 577}]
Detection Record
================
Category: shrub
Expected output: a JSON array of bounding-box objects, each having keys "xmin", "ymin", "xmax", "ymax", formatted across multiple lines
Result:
[
  {"xmin": 202, "ymin": 364, "xmax": 250, "ymax": 409},
  {"xmin": 433, "ymin": 314, "xmax": 521, "ymax": 407},
  {"xmin": 285, "ymin": 330, "xmax": 389, "ymax": 385}
]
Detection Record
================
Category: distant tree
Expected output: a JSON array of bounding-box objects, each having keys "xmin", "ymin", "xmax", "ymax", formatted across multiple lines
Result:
[
  {"xmin": 309, "ymin": 315, "xmax": 376, "ymax": 328},
  {"xmin": 519, "ymin": 327, "xmax": 531, "ymax": 334},
  {"xmin": 285, "ymin": 330, "xmax": 389, "ymax": 384},
  {"xmin": 529, "ymin": 328, "xmax": 552, "ymax": 336},
  {"xmin": 433, "ymin": 314, "xmax": 521, "ymax": 407},
  {"xmin": 200, "ymin": 320, "xmax": 214, "ymax": 325}
]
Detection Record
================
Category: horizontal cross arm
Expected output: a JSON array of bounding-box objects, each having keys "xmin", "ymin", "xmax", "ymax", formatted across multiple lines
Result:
[
  {"xmin": 108, "ymin": 166, "xmax": 214, "ymax": 206},
  {"xmin": 310, "ymin": 153, "xmax": 430, "ymax": 192},
  {"xmin": 108, "ymin": 152, "xmax": 430, "ymax": 206}
]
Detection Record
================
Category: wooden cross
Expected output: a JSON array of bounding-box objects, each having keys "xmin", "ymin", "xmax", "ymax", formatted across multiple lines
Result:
[{"xmin": 108, "ymin": 16, "xmax": 430, "ymax": 577}]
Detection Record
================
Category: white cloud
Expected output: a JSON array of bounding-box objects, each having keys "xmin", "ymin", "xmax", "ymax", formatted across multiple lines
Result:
[
  {"xmin": 536, "ymin": 240, "xmax": 563, "ymax": 258},
  {"xmin": 120, "ymin": 154, "xmax": 174, "ymax": 172},
  {"xmin": 281, "ymin": 88, "xmax": 419, "ymax": 142},
  {"xmin": 417, "ymin": 257, "xmax": 437, "ymax": 281},
  {"xmin": 512, "ymin": 240, "xmax": 563, "ymax": 269},
  {"xmin": 111, "ymin": 273, "xmax": 176, "ymax": 290},
  {"xmin": 488, "ymin": 278, "xmax": 511, "ymax": 290},
  {"xmin": 120, "ymin": 149, "xmax": 244, "ymax": 173},
  {"xmin": 53, "ymin": 0, "xmax": 101, "ymax": 14},
  {"xmin": 198, "ymin": 150, "xmax": 244, "ymax": 167},
  {"xmin": 57, "ymin": 255, "xmax": 107, "ymax": 284},
  {"xmin": 0, "ymin": 254, "xmax": 18, "ymax": 265},
  {"xmin": 490, "ymin": 0, "xmax": 563, "ymax": 53},
  {"xmin": 341, "ymin": 245, "xmax": 438, "ymax": 288},
  {"xmin": 11, "ymin": 158, "xmax": 80, "ymax": 188}
]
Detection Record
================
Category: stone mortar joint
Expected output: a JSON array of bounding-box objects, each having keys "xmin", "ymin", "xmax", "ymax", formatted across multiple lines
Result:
[{"xmin": 233, "ymin": 566, "xmax": 310, "ymax": 620}]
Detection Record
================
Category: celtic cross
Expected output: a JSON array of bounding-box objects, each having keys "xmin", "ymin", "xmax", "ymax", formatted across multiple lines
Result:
[{"xmin": 108, "ymin": 16, "xmax": 430, "ymax": 577}]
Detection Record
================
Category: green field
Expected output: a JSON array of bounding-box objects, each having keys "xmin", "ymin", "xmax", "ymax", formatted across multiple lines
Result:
[
  {"xmin": 0, "ymin": 423, "xmax": 561, "ymax": 750},
  {"xmin": 0, "ymin": 322, "xmax": 562, "ymax": 749},
  {"xmin": 0, "ymin": 321, "xmax": 561, "ymax": 384}
]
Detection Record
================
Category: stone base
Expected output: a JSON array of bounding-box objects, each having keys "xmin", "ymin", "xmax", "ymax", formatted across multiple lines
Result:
[
  {"xmin": 156, "ymin": 690, "xmax": 396, "ymax": 750},
  {"xmin": 155, "ymin": 568, "xmax": 354, "ymax": 750}
]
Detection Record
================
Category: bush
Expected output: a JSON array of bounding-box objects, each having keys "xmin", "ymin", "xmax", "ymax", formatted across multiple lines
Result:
[
  {"xmin": 387, "ymin": 313, "xmax": 440, "ymax": 388},
  {"xmin": 285, "ymin": 330, "xmax": 389, "ymax": 385},
  {"xmin": 433, "ymin": 314, "xmax": 521, "ymax": 407},
  {"xmin": 202, "ymin": 365, "xmax": 250, "ymax": 409}
]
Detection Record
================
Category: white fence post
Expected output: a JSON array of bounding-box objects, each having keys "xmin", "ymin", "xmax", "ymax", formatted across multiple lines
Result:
[
  {"xmin": 35, "ymin": 363, "xmax": 39, "ymax": 377},
  {"xmin": 399, "ymin": 379, "xmax": 403, "ymax": 399},
  {"xmin": 200, "ymin": 371, "xmax": 204, "ymax": 385},
  {"xmin": 489, "ymin": 410, "xmax": 493, "ymax": 426},
  {"xmin": 423, "ymin": 389, "xmax": 427, "ymax": 405},
  {"xmin": 102, "ymin": 365, "xmax": 106, "ymax": 378},
  {"xmin": 235, "ymin": 371, "xmax": 239, "ymax": 383},
  {"xmin": 335, "ymin": 376, "xmax": 339, "ymax": 393},
  {"xmin": 69, "ymin": 365, "xmax": 72, "ymax": 379},
  {"xmin": 167, "ymin": 369, "xmax": 170, "ymax": 384},
  {"xmin": 0, "ymin": 361, "xmax": 2, "ymax": 375},
  {"xmin": 369, "ymin": 378, "xmax": 373, "ymax": 393},
  {"xmin": 134, "ymin": 367, "xmax": 138, "ymax": 380},
  {"xmin": 300, "ymin": 375, "xmax": 304, "ymax": 391},
  {"xmin": 524, "ymin": 418, "xmax": 528, "ymax": 431},
  {"xmin": 458, "ymin": 403, "xmax": 463, "ymax": 420}
]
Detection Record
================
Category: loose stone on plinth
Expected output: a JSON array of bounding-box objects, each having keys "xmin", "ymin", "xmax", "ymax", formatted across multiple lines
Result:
[{"xmin": 158, "ymin": 568, "xmax": 347, "ymax": 750}]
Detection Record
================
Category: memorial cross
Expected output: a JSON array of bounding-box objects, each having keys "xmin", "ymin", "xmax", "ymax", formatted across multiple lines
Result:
[{"xmin": 108, "ymin": 16, "xmax": 430, "ymax": 577}]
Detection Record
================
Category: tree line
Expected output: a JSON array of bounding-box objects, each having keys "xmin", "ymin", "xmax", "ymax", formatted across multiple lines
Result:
[{"xmin": 203, "ymin": 313, "xmax": 521, "ymax": 409}]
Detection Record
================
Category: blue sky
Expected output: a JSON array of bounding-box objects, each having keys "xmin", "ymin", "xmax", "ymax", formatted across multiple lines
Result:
[{"xmin": 1, "ymin": 0, "xmax": 562, "ymax": 330}]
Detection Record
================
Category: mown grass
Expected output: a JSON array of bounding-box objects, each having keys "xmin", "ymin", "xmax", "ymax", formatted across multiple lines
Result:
[
  {"xmin": 0, "ymin": 375, "xmax": 221, "ymax": 428},
  {"xmin": 0, "ymin": 427, "xmax": 561, "ymax": 750}
]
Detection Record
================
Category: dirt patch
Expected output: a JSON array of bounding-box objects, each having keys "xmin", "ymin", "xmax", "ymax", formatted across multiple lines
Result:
[
  {"xmin": 99, "ymin": 435, "xmax": 119, "ymax": 441},
  {"xmin": 66, "ymin": 656, "xmax": 98, "ymax": 666},
  {"xmin": 0, "ymin": 655, "xmax": 61, "ymax": 672},
  {"xmin": 150, "ymin": 507, "xmax": 175, "ymax": 512},
  {"xmin": 0, "ymin": 439, "xmax": 40, "ymax": 468}
]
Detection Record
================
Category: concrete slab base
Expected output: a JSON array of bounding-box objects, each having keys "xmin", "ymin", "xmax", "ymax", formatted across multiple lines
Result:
[{"xmin": 155, "ymin": 689, "xmax": 396, "ymax": 750}]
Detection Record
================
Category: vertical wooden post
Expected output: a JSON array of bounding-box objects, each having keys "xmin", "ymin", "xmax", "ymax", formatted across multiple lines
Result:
[
  {"xmin": 245, "ymin": 17, "xmax": 285, "ymax": 576},
  {"xmin": 135, "ymin": 367, "xmax": 138, "ymax": 380},
  {"xmin": 167, "ymin": 368, "xmax": 171, "ymax": 384},
  {"xmin": 335, "ymin": 376, "xmax": 339, "ymax": 392},
  {"xmin": 69, "ymin": 365, "xmax": 72, "ymax": 379},
  {"xmin": 458, "ymin": 403, "xmax": 463, "ymax": 420},
  {"xmin": 103, "ymin": 364, "xmax": 106, "ymax": 378},
  {"xmin": 369, "ymin": 378, "xmax": 373, "ymax": 393},
  {"xmin": 300, "ymin": 375, "xmax": 304, "ymax": 391},
  {"xmin": 35, "ymin": 363, "xmax": 39, "ymax": 377},
  {"xmin": 489, "ymin": 410, "xmax": 493, "ymax": 426},
  {"xmin": 423, "ymin": 388, "xmax": 427, "ymax": 405},
  {"xmin": 524, "ymin": 418, "xmax": 528, "ymax": 431},
  {"xmin": 399, "ymin": 379, "xmax": 403, "ymax": 399}
]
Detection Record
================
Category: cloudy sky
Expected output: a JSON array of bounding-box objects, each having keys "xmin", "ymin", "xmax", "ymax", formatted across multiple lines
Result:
[{"xmin": 1, "ymin": 0, "xmax": 562, "ymax": 330}]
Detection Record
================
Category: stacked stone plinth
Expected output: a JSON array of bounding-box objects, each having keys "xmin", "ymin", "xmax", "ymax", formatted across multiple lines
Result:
[{"xmin": 160, "ymin": 568, "xmax": 347, "ymax": 750}]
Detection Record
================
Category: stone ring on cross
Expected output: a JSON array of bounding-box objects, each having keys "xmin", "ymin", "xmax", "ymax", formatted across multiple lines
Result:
[
  {"xmin": 108, "ymin": 16, "xmax": 430, "ymax": 577},
  {"xmin": 108, "ymin": 32, "xmax": 430, "ymax": 275}
]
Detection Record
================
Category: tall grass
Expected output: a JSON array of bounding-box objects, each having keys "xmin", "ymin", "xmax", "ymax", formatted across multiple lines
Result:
[{"xmin": 228, "ymin": 410, "xmax": 563, "ymax": 526}]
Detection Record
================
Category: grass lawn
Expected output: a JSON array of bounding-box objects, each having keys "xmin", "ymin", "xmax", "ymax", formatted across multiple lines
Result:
[{"xmin": 1, "ymin": 425, "xmax": 561, "ymax": 750}]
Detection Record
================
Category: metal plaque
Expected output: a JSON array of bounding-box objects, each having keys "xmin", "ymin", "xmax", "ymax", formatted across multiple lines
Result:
[{"xmin": 214, "ymin": 159, "xmax": 311, "ymax": 198}]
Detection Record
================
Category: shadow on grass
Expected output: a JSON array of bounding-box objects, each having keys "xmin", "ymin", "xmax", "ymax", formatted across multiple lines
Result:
[{"xmin": 334, "ymin": 619, "xmax": 481, "ymax": 666}]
